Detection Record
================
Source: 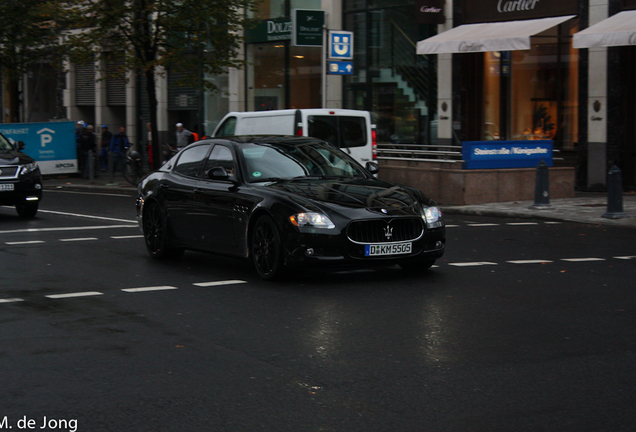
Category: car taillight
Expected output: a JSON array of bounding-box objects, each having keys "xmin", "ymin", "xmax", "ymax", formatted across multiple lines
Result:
[
  {"xmin": 372, "ymin": 126, "xmax": 377, "ymax": 160},
  {"xmin": 296, "ymin": 122, "xmax": 303, "ymax": 136}
]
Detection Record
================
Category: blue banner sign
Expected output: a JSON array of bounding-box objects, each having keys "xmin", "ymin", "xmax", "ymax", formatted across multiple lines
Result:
[
  {"xmin": 0, "ymin": 121, "xmax": 77, "ymax": 175},
  {"xmin": 462, "ymin": 140, "xmax": 553, "ymax": 169}
]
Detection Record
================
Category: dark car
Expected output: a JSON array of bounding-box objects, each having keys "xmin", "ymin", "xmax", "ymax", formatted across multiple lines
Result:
[
  {"xmin": 0, "ymin": 133, "xmax": 42, "ymax": 218},
  {"xmin": 136, "ymin": 136, "xmax": 445, "ymax": 279}
]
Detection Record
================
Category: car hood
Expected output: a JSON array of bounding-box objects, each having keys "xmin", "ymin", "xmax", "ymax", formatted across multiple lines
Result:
[
  {"xmin": 264, "ymin": 177, "xmax": 432, "ymax": 216},
  {"xmin": 0, "ymin": 150, "xmax": 33, "ymax": 165}
]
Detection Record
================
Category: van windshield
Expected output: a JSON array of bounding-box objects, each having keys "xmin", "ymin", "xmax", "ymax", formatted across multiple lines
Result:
[{"xmin": 307, "ymin": 116, "xmax": 367, "ymax": 149}]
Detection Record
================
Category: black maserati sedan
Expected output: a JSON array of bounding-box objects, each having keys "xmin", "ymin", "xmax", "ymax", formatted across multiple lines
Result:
[
  {"xmin": 0, "ymin": 133, "xmax": 42, "ymax": 218},
  {"xmin": 136, "ymin": 136, "xmax": 445, "ymax": 279}
]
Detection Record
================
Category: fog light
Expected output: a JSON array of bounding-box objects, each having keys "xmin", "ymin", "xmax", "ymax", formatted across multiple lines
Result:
[
  {"xmin": 436, "ymin": 241, "xmax": 443, "ymax": 249},
  {"xmin": 305, "ymin": 248, "xmax": 315, "ymax": 257},
  {"xmin": 35, "ymin": 183, "xmax": 42, "ymax": 190}
]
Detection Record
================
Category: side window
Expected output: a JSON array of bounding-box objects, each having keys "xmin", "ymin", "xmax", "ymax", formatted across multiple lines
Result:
[
  {"xmin": 173, "ymin": 145, "xmax": 210, "ymax": 178},
  {"xmin": 204, "ymin": 145, "xmax": 235, "ymax": 177},
  {"xmin": 308, "ymin": 116, "xmax": 367, "ymax": 148},
  {"xmin": 215, "ymin": 117, "xmax": 237, "ymax": 137}
]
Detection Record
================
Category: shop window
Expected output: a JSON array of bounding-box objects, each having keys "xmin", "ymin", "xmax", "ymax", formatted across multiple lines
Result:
[{"xmin": 475, "ymin": 21, "xmax": 578, "ymax": 151}]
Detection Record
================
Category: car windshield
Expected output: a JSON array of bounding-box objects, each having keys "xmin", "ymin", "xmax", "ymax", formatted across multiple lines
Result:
[
  {"xmin": 0, "ymin": 134, "xmax": 14, "ymax": 152},
  {"xmin": 240, "ymin": 140, "xmax": 367, "ymax": 183}
]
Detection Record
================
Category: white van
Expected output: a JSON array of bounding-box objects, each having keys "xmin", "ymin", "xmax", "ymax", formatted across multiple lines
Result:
[{"xmin": 211, "ymin": 109, "xmax": 377, "ymax": 167}]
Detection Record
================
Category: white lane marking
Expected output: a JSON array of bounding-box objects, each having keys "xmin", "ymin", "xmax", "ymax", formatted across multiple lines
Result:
[
  {"xmin": 448, "ymin": 262, "xmax": 498, "ymax": 267},
  {"xmin": 545, "ymin": 222, "xmax": 562, "ymax": 224},
  {"xmin": 46, "ymin": 189, "xmax": 131, "ymax": 198},
  {"xmin": 111, "ymin": 235, "xmax": 144, "ymax": 239},
  {"xmin": 60, "ymin": 237, "xmax": 99, "ymax": 242},
  {"xmin": 37, "ymin": 209, "xmax": 137, "ymax": 224},
  {"xmin": 508, "ymin": 260, "xmax": 553, "ymax": 264},
  {"xmin": 46, "ymin": 292, "xmax": 103, "ymax": 299},
  {"xmin": 506, "ymin": 222, "xmax": 538, "ymax": 226},
  {"xmin": 0, "ymin": 298, "xmax": 24, "ymax": 303},
  {"xmin": 122, "ymin": 286, "xmax": 178, "ymax": 293},
  {"xmin": 561, "ymin": 258, "xmax": 605, "ymax": 262},
  {"xmin": 445, "ymin": 225, "xmax": 460, "ymax": 228},
  {"xmin": 0, "ymin": 225, "xmax": 138, "ymax": 235},
  {"xmin": 194, "ymin": 280, "xmax": 247, "ymax": 287},
  {"xmin": 467, "ymin": 223, "xmax": 500, "ymax": 227},
  {"xmin": 5, "ymin": 240, "xmax": 45, "ymax": 245},
  {"xmin": 615, "ymin": 256, "xmax": 636, "ymax": 260}
]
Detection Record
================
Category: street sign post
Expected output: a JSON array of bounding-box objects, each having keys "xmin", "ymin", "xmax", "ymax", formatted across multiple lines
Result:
[
  {"xmin": 328, "ymin": 61, "xmax": 354, "ymax": 75},
  {"xmin": 329, "ymin": 31, "xmax": 354, "ymax": 60}
]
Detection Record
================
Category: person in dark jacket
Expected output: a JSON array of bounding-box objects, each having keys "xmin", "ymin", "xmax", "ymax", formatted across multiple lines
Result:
[
  {"xmin": 80, "ymin": 125, "xmax": 97, "ymax": 179},
  {"xmin": 108, "ymin": 126, "xmax": 131, "ymax": 184}
]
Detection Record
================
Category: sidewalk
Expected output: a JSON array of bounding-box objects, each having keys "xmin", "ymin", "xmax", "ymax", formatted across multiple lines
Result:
[
  {"xmin": 42, "ymin": 174, "xmax": 636, "ymax": 229},
  {"xmin": 441, "ymin": 193, "xmax": 636, "ymax": 228}
]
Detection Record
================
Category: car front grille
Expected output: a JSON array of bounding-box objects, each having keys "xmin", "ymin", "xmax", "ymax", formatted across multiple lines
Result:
[
  {"xmin": 0, "ymin": 166, "xmax": 19, "ymax": 179},
  {"xmin": 347, "ymin": 218, "xmax": 424, "ymax": 244}
]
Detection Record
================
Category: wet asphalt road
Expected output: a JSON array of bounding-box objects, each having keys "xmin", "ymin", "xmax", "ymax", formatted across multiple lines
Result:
[{"xmin": 1, "ymin": 188, "xmax": 635, "ymax": 432}]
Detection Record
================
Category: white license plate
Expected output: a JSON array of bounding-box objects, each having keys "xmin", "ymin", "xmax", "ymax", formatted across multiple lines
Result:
[
  {"xmin": 0, "ymin": 184, "xmax": 14, "ymax": 191},
  {"xmin": 365, "ymin": 242, "xmax": 412, "ymax": 256}
]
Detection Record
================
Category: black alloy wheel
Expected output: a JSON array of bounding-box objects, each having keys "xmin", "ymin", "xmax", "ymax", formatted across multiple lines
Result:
[
  {"xmin": 251, "ymin": 215, "xmax": 283, "ymax": 280},
  {"xmin": 143, "ymin": 202, "xmax": 183, "ymax": 259},
  {"xmin": 16, "ymin": 201, "xmax": 38, "ymax": 218}
]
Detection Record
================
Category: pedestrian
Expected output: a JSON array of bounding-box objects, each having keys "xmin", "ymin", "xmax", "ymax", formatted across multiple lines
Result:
[
  {"xmin": 146, "ymin": 122, "xmax": 154, "ymax": 170},
  {"xmin": 108, "ymin": 126, "xmax": 131, "ymax": 184},
  {"xmin": 80, "ymin": 125, "xmax": 97, "ymax": 180},
  {"xmin": 99, "ymin": 125, "xmax": 112, "ymax": 171},
  {"xmin": 75, "ymin": 120, "xmax": 85, "ymax": 173},
  {"xmin": 175, "ymin": 123, "xmax": 193, "ymax": 149}
]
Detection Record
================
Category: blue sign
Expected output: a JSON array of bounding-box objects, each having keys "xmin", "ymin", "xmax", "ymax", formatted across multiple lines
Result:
[
  {"xmin": 329, "ymin": 31, "xmax": 354, "ymax": 59},
  {"xmin": 329, "ymin": 61, "xmax": 353, "ymax": 75},
  {"xmin": 0, "ymin": 121, "xmax": 77, "ymax": 175},
  {"xmin": 462, "ymin": 140, "xmax": 553, "ymax": 170}
]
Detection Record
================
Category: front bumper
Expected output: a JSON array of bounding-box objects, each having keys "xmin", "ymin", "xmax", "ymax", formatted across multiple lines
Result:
[{"xmin": 282, "ymin": 226, "xmax": 445, "ymax": 268}]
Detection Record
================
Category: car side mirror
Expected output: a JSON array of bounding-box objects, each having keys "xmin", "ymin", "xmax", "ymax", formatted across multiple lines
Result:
[
  {"xmin": 16, "ymin": 141, "xmax": 25, "ymax": 151},
  {"xmin": 365, "ymin": 161, "xmax": 379, "ymax": 175},
  {"xmin": 207, "ymin": 166, "xmax": 236, "ymax": 183}
]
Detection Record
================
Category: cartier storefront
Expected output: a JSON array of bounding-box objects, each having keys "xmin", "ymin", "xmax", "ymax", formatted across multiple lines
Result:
[{"xmin": 418, "ymin": 0, "xmax": 583, "ymax": 185}]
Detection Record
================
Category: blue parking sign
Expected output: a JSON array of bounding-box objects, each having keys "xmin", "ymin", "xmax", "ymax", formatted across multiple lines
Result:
[{"xmin": 329, "ymin": 31, "xmax": 354, "ymax": 60}]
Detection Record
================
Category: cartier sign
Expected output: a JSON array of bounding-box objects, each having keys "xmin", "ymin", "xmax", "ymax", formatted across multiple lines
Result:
[
  {"xmin": 415, "ymin": 0, "xmax": 445, "ymax": 24},
  {"xmin": 461, "ymin": 0, "xmax": 578, "ymax": 24}
]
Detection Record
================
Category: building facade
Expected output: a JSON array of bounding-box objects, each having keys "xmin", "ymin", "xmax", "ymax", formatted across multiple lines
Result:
[{"xmin": 9, "ymin": 0, "xmax": 632, "ymax": 193}]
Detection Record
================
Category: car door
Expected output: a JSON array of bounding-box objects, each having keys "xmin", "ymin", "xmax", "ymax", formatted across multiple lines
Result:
[
  {"xmin": 191, "ymin": 144, "xmax": 240, "ymax": 254},
  {"xmin": 162, "ymin": 144, "xmax": 211, "ymax": 246}
]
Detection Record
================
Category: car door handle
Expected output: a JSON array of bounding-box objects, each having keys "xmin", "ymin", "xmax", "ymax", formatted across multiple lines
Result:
[
  {"xmin": 194, "ymin": 188, "xmax": 205, "ymax": 195},
  {"xmin": 159, "ymin": 184, "xmax": 170, "ymax": 191}
]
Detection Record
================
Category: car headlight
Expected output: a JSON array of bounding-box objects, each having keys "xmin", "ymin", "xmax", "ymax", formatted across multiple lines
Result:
[
  {"xmin": 289, "ymin": 212, "xmax": 335, "ymax": 229},
  {"xmin": 19, "ymin": 162, "xmax": 39, "ymax": 176},
  {"xmin": 423, "ymin": 206, "xmax": 443, "ymax": 229}
]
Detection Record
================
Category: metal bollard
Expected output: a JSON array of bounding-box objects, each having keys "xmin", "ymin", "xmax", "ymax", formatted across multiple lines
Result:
[
  {"xmin": 602, "ymin": 165, "xmax": 629, "ymax": 219},
  {"xmin": 529, "ymin": 159, "xmax": 553, "ymax": 209}
]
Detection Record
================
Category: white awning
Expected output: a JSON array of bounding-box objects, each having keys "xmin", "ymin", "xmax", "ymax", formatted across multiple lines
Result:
[
  {"xmin": 416, "ymin": 15, "xmax": 575, "ymax": 55},
  {"xmin": 573, "ymin": 10, "xmax": 636, "ymax": 49}
]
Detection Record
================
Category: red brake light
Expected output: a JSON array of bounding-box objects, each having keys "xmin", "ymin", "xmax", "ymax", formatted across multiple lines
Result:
[{"xmin": 372, "ymin": 127, "xmax": 377, "ymax": 160}]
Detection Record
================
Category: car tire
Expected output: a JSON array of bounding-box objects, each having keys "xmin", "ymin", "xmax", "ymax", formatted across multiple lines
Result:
[
  {"xmin": 251, "ymin": 215, "xmax": 283, "ymax": 280},
  {"xmin": 399, "ymin": 259, "xmax": 436, "ymax": 272},
  {"xmin": 143, "ymin": 201, "xmax": 183, "ymax": 259},
  {"xmin": 16, "ymin": 202, "xmax": 38, "ymax": 218}
]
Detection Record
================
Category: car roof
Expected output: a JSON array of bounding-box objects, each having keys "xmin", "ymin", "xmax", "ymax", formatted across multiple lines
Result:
[{"xmin": 206, "ymin": 135, "xmax": 325, "ymax": 146}]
